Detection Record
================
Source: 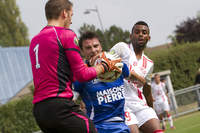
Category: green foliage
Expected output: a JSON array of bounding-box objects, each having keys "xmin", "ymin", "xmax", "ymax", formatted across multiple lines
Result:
[
  {"xmin": 0, "ymin": 0, "xmax": 29, "ymax": 47},
  {"xmin": 172, "ymin": 16, "xmax": 200, "ymax": 44},
  {"xmin": 78, "ymin": 23, "xmax": 97, "ymax": 35},
  {"xmin": 0, "ymin": 96, "xmax": 40, "ymax": 133},
  {"xmin": 79, "ymin": 23, "xmax": 200, "ymax": 90},
  {"xmin": 105, "ymin": 25, "xmax": 130, "ymax": 50},
  {"xmin": 147, "ymin": 42, "xmax": 200, "ymax": 90},
  {"xmin": 78, "ymin": 23, "xmax": 130, "ymax": 51}
]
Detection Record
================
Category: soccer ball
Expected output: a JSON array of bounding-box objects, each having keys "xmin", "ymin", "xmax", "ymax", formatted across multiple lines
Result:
[{"xmin": 95, "ymin": 52, "xmax": 123, "ymax": 82}]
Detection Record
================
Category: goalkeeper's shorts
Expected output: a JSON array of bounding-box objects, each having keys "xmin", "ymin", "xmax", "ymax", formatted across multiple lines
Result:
[{"xmin": 33, "ymin": 97, "xmax": 97, "ymax": 133}]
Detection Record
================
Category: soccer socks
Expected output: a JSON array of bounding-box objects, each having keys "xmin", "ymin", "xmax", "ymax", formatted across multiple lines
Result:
[
  {"xmin": 167, "ymin": 115, "xmax": 174, "ymax": 128},
  {"xmin": 153, "ymin": 129, "xmax": 164, "ymax": 133},
  {"xmin": 161, "ymin": 119, "xmax": 166, "ymax": 130}
]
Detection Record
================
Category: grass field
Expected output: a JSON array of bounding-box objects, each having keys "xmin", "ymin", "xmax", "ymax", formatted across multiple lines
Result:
[{"xmin": 165, "ymin": 111, "xmax": 200, "ymax": 133}]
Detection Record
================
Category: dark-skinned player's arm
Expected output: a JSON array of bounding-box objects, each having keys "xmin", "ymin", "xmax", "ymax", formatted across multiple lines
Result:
[
  {"xmin": 127, "ymin": 69, "xmax": 154, "ymax": 108},
  {"xmin": 143, "ymin": 66, "xmax": 154, "ymax": 108},
  {"xmin": 143, "ymin": 83, "xmax": 154, "ymax": 108},
  {"xmin": 127, "ymin": 70, "xmax": 153, "ymax": 107},
  {"xmin": 128, "ymin": 70, "xmax": 146, "ymax": 84}
]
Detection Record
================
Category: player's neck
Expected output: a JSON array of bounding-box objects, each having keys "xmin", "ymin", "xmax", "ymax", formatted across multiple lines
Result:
[
  {"xmin": 156, "ymin": 81, "xmax": 160, "ymax": 84},
  {"xmin": 47, "ymin": 19, "xmax": 65, "ymax": 27},
  {"xmin": 134, "ymin": 49, "xmax": 143, "ymax": 60},
  {"xmin": 132, "ymin": 44, "xmax": 144, "ymax": 60}
]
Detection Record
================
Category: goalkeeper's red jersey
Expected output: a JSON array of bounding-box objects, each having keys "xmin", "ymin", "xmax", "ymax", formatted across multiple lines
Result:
[{"xmin": 29, "ymin": 26, "xmax": 97, "ymax": 104}]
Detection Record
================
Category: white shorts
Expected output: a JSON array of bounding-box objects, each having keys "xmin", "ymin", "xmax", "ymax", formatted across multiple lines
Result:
[
  {"xmin": 125, "ymin": 106, "xmax": 158, "ymax": 127},
  {"xmin": 154, "ymin": 101, "xmax": 170, "ymax": 115}
]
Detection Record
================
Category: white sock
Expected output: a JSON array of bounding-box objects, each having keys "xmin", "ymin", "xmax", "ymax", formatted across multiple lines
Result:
[{"xmin": 167, "ymin": 115, "xmax": 174, "ymax": 127}]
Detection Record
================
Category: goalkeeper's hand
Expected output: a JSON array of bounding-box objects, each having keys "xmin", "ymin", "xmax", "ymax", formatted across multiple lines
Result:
[
  {"xmin": 88, "ymin": 53, "xmax": 101, "ymax": 66},
  {"xmin": 100, "ymin": 52, "xmax": 122, "ymax": 73}
]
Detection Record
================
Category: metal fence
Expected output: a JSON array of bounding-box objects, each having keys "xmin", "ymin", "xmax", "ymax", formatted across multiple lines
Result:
[
  {"xmin": 170, "ymin": 84, "xmax": 200, "ymax": 118},
  {"xmin": 32, "ymin": 84, "xmax": 200, "ymax": 133}
]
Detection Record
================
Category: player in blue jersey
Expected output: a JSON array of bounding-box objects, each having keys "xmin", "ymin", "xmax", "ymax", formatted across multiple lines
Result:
[
  {"xmin": 73, "ymin": 31, "xmax": 130, "ymax": 133},
  {"xmin": 73, "ymin": 32, "xmax": 146, "ymax": 133}
]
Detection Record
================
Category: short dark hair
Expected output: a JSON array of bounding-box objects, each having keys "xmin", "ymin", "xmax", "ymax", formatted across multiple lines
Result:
[
  {"xmin": 131, "ymin": 21, "xmax": 149, "ymax": 34},
  {"xmin": 79, "ymin": 31, "xmax": 100, "ymax": 49},
  {"xmin": 45, "ymin": 0, "xmax": 73, "ymax": 20},
  {"xmin": 154, "ymin": 73, "xmax": 160, "ymax": 78}
]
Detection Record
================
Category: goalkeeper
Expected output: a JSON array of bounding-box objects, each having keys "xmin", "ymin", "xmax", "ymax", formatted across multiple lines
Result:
[
  {"xmin": 29, "ymin": 1, "xmax": 117, "ymax": 132},
  {"xmin": 73, "ymin": 32, "xmax": 146, "ymax": 133}
]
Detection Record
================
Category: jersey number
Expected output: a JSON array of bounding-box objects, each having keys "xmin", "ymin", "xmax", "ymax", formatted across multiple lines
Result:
[
  {"xmin": 125, "ymin": 111, "xmax": 131, "ymax": 121},
  {"xmin": 34, "ymin": 44, "xmax": 40, "ymax": 69}
]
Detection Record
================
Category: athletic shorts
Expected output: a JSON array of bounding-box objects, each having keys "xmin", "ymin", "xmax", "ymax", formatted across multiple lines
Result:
[
  {"xmin": 154, "ymin": 101, "xmax": 170, "ymax": 115},
  {"xmin": 95, "ymin": 121, "xmax": 130, "ymax": 133},
  {"xmin": 33, "ymin": 97, "xmax": 97, "ymax": 133},
  {"xmin": 125, "ymin": 107, "xmax": 158, "ymax": 127}
]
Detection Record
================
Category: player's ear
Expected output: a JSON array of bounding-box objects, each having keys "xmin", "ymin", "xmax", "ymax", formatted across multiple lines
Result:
[
  {"xmin": 100, "ymin": 45, "xmax": 102, "ymax": 52},
  {"xmin": 148, "ymin": 36, "xmax": 151, "ymax": 41},
  {"xmin": 62, "ymin": 9, "xmax": 68, "ymax": 19},
  {"xmin": 130, "ymin": 33, "xmax": 133, "ymax": 40}
]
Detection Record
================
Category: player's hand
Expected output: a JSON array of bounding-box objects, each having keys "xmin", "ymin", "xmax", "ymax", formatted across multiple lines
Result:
[
  {"xmin": 129, "ymin": 70, "xmax": 146, "ymax": 84},
  {"xmin": 89, "ymin": 53, "xmax": 101, "ymax": 66}
]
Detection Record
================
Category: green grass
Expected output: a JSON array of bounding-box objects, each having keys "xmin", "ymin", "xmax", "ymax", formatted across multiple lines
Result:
[{"xmin": 165, "ymin": 111, "xmax": 200, "ymax": 133}]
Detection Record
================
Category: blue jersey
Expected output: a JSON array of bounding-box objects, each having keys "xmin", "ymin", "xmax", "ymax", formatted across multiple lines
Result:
[{"xmin": 73, "ymin": 63, "xmax": 129, "ymax": 124}]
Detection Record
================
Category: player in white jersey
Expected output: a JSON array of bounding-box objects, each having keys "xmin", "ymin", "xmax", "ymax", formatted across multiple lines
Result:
[
  {"xmin": 152, "ymin": 74, "xmax": 175, "ymax": 130},
  {"xmin": 111, "ymin": 21, "xmax": 163, "ymax": 133}
]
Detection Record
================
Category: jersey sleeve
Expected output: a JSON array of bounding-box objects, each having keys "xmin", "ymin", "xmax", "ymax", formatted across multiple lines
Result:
[
  {"xmin": 122, "ymin": 63, "xmax": 130, "ymax": 78},
  {"xmin": 73, "ymin": 81, "xmax": 83, "ymax": 93},
  {"xmin": 110, "ymin": 42, "xmax": 131, "ymax": 66},
  {"xmin": 62, "ymin": 30, "xmax": 97, "ymax": 82},
  {"xmin": 145, "ymin": 64, "xmax": 154, "ymax": 85},
  {"xmin": 72, "ymin": 81, "xmax": 85, "ymax": 100},
  {"xmin": 151, "ymin": 83, "xmax": 156, "ymax": 98}
]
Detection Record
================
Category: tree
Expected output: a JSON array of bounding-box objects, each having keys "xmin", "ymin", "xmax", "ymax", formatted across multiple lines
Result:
[
  {"xmin": 105, "ymin": 25, "xmax": 130, "ymax": 49},
  {"xmin": 173, "ymin": 15, "xmax": 200, "ymax": 44},
  {"xmin": 0, "ymin": 0, "xmax": 29, "ymax": 47},
  {"xmin": 79, "ymin": 23, "xmax": 130, "ymax": 50},
  {"xmin": 147, "ymin": 42, "xmax": 200, "ymax": 90}
]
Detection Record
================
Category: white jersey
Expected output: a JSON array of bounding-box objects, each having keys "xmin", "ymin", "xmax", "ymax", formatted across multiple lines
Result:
[
  {"xmin": 151, "ymin": 82, "xmax": 170, "ymax": 114},
  {"xmin": 151, "ymin": 82, "xmax": 168, "ymax": 103},
  {"xmin": 111, "ymin": 42, "xmax": 154, "ymax": 112},
  {"xmin": 110, "ymin": 42, "xmax": 132, "ymax": 66}
]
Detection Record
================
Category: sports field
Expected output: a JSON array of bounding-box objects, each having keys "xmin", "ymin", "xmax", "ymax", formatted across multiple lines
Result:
[{"xmin": 165, "ymin": 111, "xmax": 200, "ymax": 133}]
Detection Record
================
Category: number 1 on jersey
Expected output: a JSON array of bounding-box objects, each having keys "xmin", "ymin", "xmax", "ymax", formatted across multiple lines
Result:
[{"xmin": 34, "ymin": 44, "xmax": 40, "ymax": 69}]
